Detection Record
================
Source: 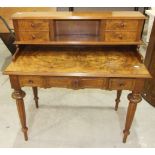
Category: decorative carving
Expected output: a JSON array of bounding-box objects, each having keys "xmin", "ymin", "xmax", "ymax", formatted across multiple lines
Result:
[{"xmin": 12, "ymin": 89, "xmax": 25, "ymax": 100}]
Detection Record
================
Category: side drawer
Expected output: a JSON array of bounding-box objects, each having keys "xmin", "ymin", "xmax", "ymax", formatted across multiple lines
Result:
[
  {"xmin": 105, "ymin": 19, "xmax": 138, "ymax": 30},
  {"xmin": 17, "ymin": 19, "xmax": 49, "ymax": 31},
  {"xmin": 18, "ymin": 31, "xmax": 49, "ymax": 41},
  {"xmin": 79, "ymin": 78, "xmax": 107, "ymax": 89},
  {"xmin": 19, "ymin": 76, "xmax": 44, "ymax": 87},
  {"xmin": 104, "ymin": 31, "xmax": 137, "ymax": 42},
  {"xmin": 109, "ymin": 78, "xmax": 135, "ymax": 90}
]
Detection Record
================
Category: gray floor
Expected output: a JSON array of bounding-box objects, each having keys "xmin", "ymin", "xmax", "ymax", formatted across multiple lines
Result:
[{"xmin": 0, "ymin": 30, "xmax": 155, "ymax": 147}]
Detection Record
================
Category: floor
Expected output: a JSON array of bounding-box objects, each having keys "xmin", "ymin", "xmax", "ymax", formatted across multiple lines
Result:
[{"xmin": 0, "ymin": 21, "xmax": 155, "ymax": 148}]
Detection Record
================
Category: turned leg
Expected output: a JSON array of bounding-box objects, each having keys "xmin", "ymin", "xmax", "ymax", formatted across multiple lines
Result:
[
  {"xmin": 32, "ymin": 87, "xmax": 39, "ymax": 108},
  {"xmin": 123, "ymin": 91, "xmax": 142, "ymax": 143},
  {"xmin": 115, "ymin": 90, "xmax": 122, "ymax": 111},
  {"xmin": 12, "ymin": 89, "xmax": 28, "ymax": 141}
]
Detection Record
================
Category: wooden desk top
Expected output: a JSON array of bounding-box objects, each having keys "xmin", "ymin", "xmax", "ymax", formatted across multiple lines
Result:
[
  {"xmin": 4, "ymin": 46, "xmax": 151, "ymax": 78},
  {"xmin": 12, "ymin": 11, "xmax": 146, "ymax": 20}
]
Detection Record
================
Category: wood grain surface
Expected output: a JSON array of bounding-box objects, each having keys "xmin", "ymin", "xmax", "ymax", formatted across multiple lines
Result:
[{"xmin": 4, "ymin": 46, "xmax": 151, "ymax": 78}]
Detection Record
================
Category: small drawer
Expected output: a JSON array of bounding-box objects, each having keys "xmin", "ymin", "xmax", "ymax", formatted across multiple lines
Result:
[
  {"xmin": 19, "ymin": 31, "xmax": 49, "ymax": 41},
  {"xmin": 19, "ymin": 76, "xmax": 44, "ymax": 87},
  {"xmin": 105, "ymin": 31, "xmax": 137, "ymax": 42},
  {"xmin": 18, "ymin": 20, "xmax": 49, "ymax": 31},
  {"xmin": 79, "ymin": 78, "xmax": 107, "ymax": 89},
  {"xmin": 106, "ymin": 20, "xmax": 138, "ymax": 30},
  {"xmin": 109, "ymin": 78, "xmax": 135, "ymax": 90}
]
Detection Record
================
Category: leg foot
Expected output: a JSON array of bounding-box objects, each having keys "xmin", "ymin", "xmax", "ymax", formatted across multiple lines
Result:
[
  {"xmin": 115, "ymin": 90, "xmax": 122, "ymax": 111},
  {"xmin": 122, "ymin": 91, "xmax": 142, "ymax": 143},
  {"xmin": 32, "ymin": 87, "xmax": 39, "ymax": 108}
]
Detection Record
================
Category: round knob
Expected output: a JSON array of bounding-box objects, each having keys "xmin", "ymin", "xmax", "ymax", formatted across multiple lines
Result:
[
  {"xmin": 32, "ymin": 34, "xmax": 36, "ymax": 39},
  {"xmin": 119, "ymin": 83, "xmax": 125, "ymax": 87},
  {"xmin": 31, "ymin": 23, "xmax": 35, "ymax": 27},
  {"xmin": 28, "ymin": 80, "xmax": 33, "ymax": 84},
  {"xmin": 118, "ymin": 34, "xmax": 123, "ymax": 39},
  {"xmin": 120, "ymin": 22, "xmax": 125, "ymax": 27}
]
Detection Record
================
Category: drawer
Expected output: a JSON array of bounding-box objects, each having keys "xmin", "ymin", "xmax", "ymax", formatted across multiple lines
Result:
[
  {"xmin": 19, "ymin": 76, "xmax": 44, "ymax": 87},
  {"xmin": 19, "ymin": 31, "xmax": 49, "ymax": 41},
  {"xmin": 18, "ymin": 20, "xmax": 49, "ymax": 31},
  {"xmin": 109, "ymin": 78, "xmax": 135, "ymax": 90},
  {"xmin": 105, "ymin": 31, "xmax": 137, "ymax": 42},
  {"xmin": 79, "ymin": 78, "xmax": 107, "ymax": 89},
  {"xmin": 106, "ymin": 20, "xmax": 138, "ymax": 30}
]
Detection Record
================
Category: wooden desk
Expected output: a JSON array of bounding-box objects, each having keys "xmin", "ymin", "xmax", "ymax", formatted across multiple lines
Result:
[{"xmin": 3, "ymin": 11, "xmax": 151, "ymax": 143}]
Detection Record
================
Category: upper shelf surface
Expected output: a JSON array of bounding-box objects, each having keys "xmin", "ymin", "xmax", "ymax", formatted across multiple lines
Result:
[{"xmin": 12, "ymin": 11, "xmax": 146, "ymax": 19}]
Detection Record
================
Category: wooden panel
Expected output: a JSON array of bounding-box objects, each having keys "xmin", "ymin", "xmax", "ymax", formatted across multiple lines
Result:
[
  {"xmin": 18, "ymin": 31, "xmax": 49, "ymax": 41},
  {"xmin": 55, "ymin": 20, "xmax": 100, "ymax": 35},
  {"xmin": 79, "ymin": 78, "xmax": 107, "ymax": 89},
  {"xmin": 109, "ymin": 78, "xmax": 135, "ymax": 90},
  {"xmin": 17, "ymin": 19, "xmax": 49, "ymax": 31},
  {"xmin": 105, "ymin": 19, "xmax": 138, "ymax": 30},
  {"xmin": 105, "ymin": 31, "xmax": 137, "ymax": 42}
]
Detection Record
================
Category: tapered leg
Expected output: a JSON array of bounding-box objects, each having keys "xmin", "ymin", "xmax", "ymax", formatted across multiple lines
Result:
[
  {"xmin": 32, "ymin": 87, "xmax": 39, "ymax": 108},
  {"xmin": 123, "ymin": 91, "xmax": 142, "ymax": 143},
  {"xmin": 115, "ymin": 90, "xmax": 122, "ymax": 111},
  {"xmin": 12, "ymin": 89, "xmax": 28, "ymax": 141}
]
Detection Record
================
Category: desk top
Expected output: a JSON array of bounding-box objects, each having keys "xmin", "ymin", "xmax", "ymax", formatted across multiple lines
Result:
[{"xmin": 4, "ymin": 46, "xmax": 151, "ymax": 78}]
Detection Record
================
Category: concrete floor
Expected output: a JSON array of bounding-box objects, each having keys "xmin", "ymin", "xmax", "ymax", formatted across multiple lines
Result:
[{"xmin": 0, "ymin": 29, "xmax": 155, "ymax": 147}]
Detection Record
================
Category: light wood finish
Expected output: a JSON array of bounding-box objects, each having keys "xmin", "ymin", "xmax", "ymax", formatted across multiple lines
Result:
[
  {"xmin": 4, "ymin": 11, "xmax": 151, "ymax": 143},
  {"xmin": 12, "ymin": 11, "xmax": 145, "ymax": 45}
]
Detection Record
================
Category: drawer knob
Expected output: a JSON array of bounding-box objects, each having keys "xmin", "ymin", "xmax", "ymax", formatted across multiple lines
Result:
[
  {"xmin": 120, "ymin": 23, "xmax": 125, "ymax": 27},
  {"xmin": 31, "ymin": 23, "xmax": 35, "ymax": 27},
  {"xmin": 32, "ymin": 34, "xmax": 36, "ymax": 39},
  {"xmin": 118, "ymin": 34, "xmax": 123, "ymax": 39},
  {"xmin": 28, "ymin": 80, "xmax": 33, "ymax": 84},
  {"xmin": 119, "ymin": 83, "xmax": 125, "ymax": 87}
]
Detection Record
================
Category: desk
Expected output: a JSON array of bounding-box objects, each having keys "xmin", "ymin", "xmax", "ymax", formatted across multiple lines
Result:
[
  {"xmin": 4, "ymin": 45, "xmax": 150, "ymax": 143},
  {"xmin": 3, "ymin": 11, "xmax": 151, "ymax": 143}
]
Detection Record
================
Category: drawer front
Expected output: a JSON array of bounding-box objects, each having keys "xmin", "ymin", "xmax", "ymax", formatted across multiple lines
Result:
[
  {"xmin": 18, "ymin": 20, "xmax": 49, "ymax": 31},
  {"xmin": 109, "ymin": 78, "xmax": 135, "ymax": 90},
  {"xmin": 19, "ymin": 31, "xmax": 49, "ymax": 41},
  {"xmin": 19, "ymin": 76, "xmax": 44, "ymax": 87},
  {"xmin": 106, "ymin": 20, "xmax": 138, "ymax": 30},
  {"xmin": 105, "ymin": 31, "xmax": 137, "ymax": 42},
  {"xmin": 79, "ymin": 78, "xmax": 107, "ymax": 89}
]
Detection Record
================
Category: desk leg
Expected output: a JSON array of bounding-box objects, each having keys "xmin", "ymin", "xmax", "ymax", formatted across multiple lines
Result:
[
  {"xmin": 12, "ymin": 89, "xmax": 28, "ymax": 141},
  {"xmin": 123, "ymin": 91, "xmax": 142, "ymax": 143},
  {"xmin": 32, "ymin": 87, "xmax": 39, "ymax": 108},
  {"xmin": 115, "ymin": 90, "xmax": 122, "ymax": 111}
]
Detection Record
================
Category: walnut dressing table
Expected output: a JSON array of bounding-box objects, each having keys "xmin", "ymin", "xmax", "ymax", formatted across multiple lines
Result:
[{"xmin": 3, "ymin": 11, "xmax": 151, "ymax": 143}]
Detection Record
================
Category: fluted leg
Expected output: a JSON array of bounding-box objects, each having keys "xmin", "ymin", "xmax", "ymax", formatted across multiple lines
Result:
[
  {"xmin": 115, "ymin": 90, "xmax": 122, "ymax": 111},
  {"xmin": 12, "ymin": 89, "xmax": 28, "ymax": 141},
  {"xmin": 123, "ymin": 91, "xmax": 142, "ymax": 143},
  {"xmin": 32, "ymin": 87, "xmax": 39, "ymax": 108}
]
